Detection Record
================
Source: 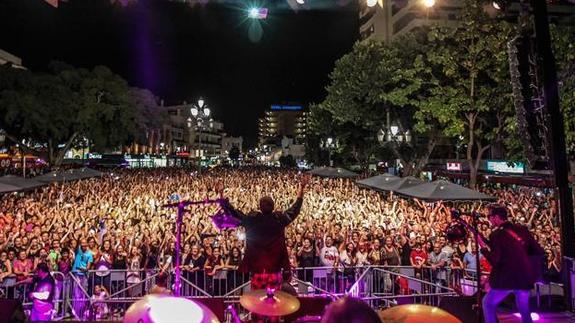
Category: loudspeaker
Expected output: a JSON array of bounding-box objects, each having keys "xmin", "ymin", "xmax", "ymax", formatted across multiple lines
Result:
[
  {"xmin": 439, "ymin": 296, "xmax": 479, "ymax": 323},
  {"xmin": 191, "ymin": 297, "xmax": 226, "ymax": 322},
  {"xmin": 0, "ymin": 299, "xmax": 25, "ymax": 323},
  {"xmin": 284, "ymin": 296, "xmax": 333, "ymax": 323}
]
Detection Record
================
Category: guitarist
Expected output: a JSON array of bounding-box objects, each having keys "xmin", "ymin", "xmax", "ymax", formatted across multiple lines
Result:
[{"xmin": 479, "ymin": 204, "xmax": 544, "ymax": 323}]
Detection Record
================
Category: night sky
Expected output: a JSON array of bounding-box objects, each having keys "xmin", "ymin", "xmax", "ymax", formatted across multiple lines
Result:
[{"xmin": 0, "ymin": 0, "xmax": 359, "ymax": 146}]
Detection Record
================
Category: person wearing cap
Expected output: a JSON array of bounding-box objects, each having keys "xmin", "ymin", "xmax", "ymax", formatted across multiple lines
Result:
[{"xmin": 480, "ymin": 204, "xmax": 544, "ymax": 323}]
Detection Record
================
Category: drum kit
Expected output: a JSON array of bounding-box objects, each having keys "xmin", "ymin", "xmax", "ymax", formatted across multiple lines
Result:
[
  {"xmin": 378, "ymin": 304, "xmax": 461, "ymax": 323},
  {"xmin": 239, "ymin": 288, "xmax": 301, "ymax": 318},
  {"xmin": 123, "ymin": 289, "xmax": 463, "ymax": 323},
  {"xmin": 135, "ymin": 198, "xmax": 460, "ymax": 323},
  {"xmin": 123, "ymin": 288, "xmax": 303, "ymax": 323}
]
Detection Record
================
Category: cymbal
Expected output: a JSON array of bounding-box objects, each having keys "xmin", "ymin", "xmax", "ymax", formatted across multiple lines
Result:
[
  {"xmin": 124, "ymin": 294, "xmax": 220, "ymax": 323},
  {"xmin": 378, "ymin": 304, "xmax": 461, "ymax": 323},
  {"xmin": 240, "ymin": 289, "xmax": 300, "ymax": 317}
]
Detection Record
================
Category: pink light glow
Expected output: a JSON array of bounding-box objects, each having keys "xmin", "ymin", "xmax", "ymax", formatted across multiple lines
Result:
[{"xmin": 148, "ymin": 297, "xmax": 206, "ymax": 322}]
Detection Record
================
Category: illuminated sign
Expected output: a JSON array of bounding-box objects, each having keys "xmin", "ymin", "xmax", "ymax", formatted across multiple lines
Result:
[
  {"xmin": 486, "ymin": 161, "xmax": 525, "ymax": 174},
  {"xmin": 271, "ymin": 105, "xmax": 302, "ymax": 111},
  {"xmin": 446, "ymin": 162, "xmax": 462, "ymax": 171}
]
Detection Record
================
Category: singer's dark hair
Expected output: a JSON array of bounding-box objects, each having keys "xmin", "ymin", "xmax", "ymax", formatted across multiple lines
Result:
[
  {"xmin": 36, "ymin": 262, "xmax": 50, "ymax": 274},
  {"xmin": 487, "ymin": 204, "xmax": 508, "ymax": 220},
  {"xmin": 321, "ymin": 296, "xmax": 380, "ymax": 323}
]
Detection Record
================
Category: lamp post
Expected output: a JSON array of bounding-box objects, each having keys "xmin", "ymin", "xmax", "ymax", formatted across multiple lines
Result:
[
  {"xmin": 190, "ymin": 98, "xmax": 212, "ymax": 174},
  {"xmin": 321, "ymin": 137, "xmax": 338, "ymax": 167},
  {"xmin": 455, "ymin": 135, "xmax": 464, "ymax": 160},
  {"xmin": 378, "ymin": 124, "xmax": 410, "ymax": 144},
  {"xmin": 378, "ymin": 124, "xmax": 412, "ymax": 174}
]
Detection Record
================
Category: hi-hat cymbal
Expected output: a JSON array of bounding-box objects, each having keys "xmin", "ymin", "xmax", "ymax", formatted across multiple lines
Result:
[
  {"xmin": 240, "ymin": 289, "xmax": 300, "ymax": 317},
  {"xmin": 378, "ymin": 304, "xmax": 461, "ymax": 323},
  {"xmin": 124, "ymin": 295, "xmax": 220, "ymax": 323}
]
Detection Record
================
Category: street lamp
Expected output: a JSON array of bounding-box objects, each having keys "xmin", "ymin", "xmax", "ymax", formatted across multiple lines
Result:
[
  {"xmin": 455, "ymin": 135, "xmax": 465, "ymax": 160},
  {"xmin": 379, "ymin": 124, "xmax": 410, "ymax": 144},
  {"xmin": 321, "ymin": 137, "xmax": 338, "ymax": 167},
  {"xmin": 189, "ymin": 98, "xmax": 212, "ymax": 173},
  {"xmin": 390, "ymin": 125, "xmax": 399, "ymax": 137}
]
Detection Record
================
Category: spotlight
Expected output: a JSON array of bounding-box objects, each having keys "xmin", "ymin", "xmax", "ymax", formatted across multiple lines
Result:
[
  {"xmin": 366, "ymin": 0, "xmax": 378, "ymax": 7},
  {"xmin": 296, "ymin": 0, "xmax": 305, "ymax": 4},
  {"xmin": 422, "ymin": 0, "xmax": 435, "ymax": 8},
  {"xmin": 248, "ymin": 7, "xmax": 268, "ymax": 19},
  {"xmin": 492, "ymin": 1, "xmax": 502, "ymax": 10}
]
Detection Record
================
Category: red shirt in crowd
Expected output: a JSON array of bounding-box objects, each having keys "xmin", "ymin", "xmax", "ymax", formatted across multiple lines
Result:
[{"xmin": 410, "ymin": 249, "xmax": 428, "ymax": 267}]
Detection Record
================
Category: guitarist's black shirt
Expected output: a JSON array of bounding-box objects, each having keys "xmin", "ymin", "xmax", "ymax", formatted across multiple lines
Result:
[{"xmin": 481, "ymin": 222, "xmax": 544, "ymax": 290}]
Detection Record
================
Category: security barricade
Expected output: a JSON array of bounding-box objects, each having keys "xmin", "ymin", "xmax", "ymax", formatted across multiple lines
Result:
[
  {"xmin": 0, "ymin": 271, "xmax": 67, "ymax": 321},
  {"xmin": 0, "ymin": 266, "xmax": 496, "ymax": 321}
]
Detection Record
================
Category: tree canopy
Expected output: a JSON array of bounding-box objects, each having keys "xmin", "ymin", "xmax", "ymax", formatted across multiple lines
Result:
[
  {"xmin": 309, "ymin": 30, "xmax": 441, "ymax": 173},
  {"xmin": 0, "ymin": 63, "xmax": 158, "ymax": 166}
]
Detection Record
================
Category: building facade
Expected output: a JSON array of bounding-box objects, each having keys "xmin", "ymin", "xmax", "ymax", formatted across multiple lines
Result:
[
  {"xmin": 258, "ymin": 104, "xmax": 307, "ymax": 146},
  {"xmin": 0, "ymin": 49, "xmax": 25, "ymax": 69},
  {"xmin": 359, "ymin": 0, "xmax": 461, "ymax": 42},
  {"xmin": 221, "ymin": 136, "xmax": 243, "ymax": 155},
  {"xmin": 137, "ymin": 102, "xmax": 225, "ymax": 158},
  {"xmin": 359, "ymin": 0, "xmax": 575, "ymax": 42}
]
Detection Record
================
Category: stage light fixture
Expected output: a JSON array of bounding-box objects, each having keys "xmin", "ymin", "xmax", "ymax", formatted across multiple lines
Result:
[
  {"xmin": 366, "ymin": 0, "xmax": 378, "ymax": 7},
  {"xmin": 296, "ymin": 0, "xmax": 305, "ymax": 4},
  {"xmin": 248, "ymin": 7, "xmax": 268, "ymax": 19},
  {"xmin": 422, "ymin": 0, "xmax": 435, "ymax": 8}
]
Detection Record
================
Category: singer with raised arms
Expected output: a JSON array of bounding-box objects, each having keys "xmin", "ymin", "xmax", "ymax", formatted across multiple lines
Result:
[{"xmin": 216, "ymin": 174, "xmax": 310, "ymax": 293}]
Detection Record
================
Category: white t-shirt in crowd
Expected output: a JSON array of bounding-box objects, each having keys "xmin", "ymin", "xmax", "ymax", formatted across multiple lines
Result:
[{"xmin": 319, "ymin": 246, "xmax": 339, "ymax": 267}]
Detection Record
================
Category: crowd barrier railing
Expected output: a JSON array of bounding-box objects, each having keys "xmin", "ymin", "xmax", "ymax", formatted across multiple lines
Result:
[
  {"xmin": 0, "ymin": 271, "xmax": 67, "ymax": 321},
  {"xmin": 0, "ymin": 265, "xmax": 499, "ymax": 321}
]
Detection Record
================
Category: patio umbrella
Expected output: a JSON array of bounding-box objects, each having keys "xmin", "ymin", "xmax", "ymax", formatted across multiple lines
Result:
[
  {"xmin": 393, "ymin": 176, "xmax": 425, "ymax": 192},
  {"xmin": 356, "ymin": 174, "xmax": 401, "ymax": 192},
  {"xmin": 308, "ymin": 167, "xmax": 359, "ymax": 179},
  {"xmin": 0, "ymin": 175, "xmax": 46, "ymax": 191},
  {"xmin": 0, "ymin": 182, "xmax": 22, "ymax": 194},
  {"xmin": 35, "ymin": 168, "xmax": 103, "ymax": 183},
  {"xmin": 395, "ymin": 180, "xmax": 496, "ymax": 201}
]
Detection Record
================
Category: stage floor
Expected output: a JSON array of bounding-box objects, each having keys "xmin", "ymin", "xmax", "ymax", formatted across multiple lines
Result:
[{"xmin": 498, "ymin": 311, "xmax": 575, "ymax": 323}]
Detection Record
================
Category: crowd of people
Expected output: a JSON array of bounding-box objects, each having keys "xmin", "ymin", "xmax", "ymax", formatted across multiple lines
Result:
[{"xmin": 0, "ymin": 167, "xmax": 562, "ymax": 316}]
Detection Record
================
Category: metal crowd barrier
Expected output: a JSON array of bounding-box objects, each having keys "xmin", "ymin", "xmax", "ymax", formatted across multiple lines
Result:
[
  {"xmin": 0, "ymin": 265, "xmax": 488, "ymax": 321},
  {"xmin": 0, "ymin": 271, "xmax": 67, "ymax": 321}
]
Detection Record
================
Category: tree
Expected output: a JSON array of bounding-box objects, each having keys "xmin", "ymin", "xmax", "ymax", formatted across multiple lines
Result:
[
  {"xmin": 0, "ymin": 63, "xmax": 140, "ymax": 167},
  {"xmin": 551, "ymin": 25, "xmax": 575, "ymax": 160},
  {"xmin": 310, "ymin": 31, "xmax": 440, "ymax": 174},
  {"xmin": 279, "ymin": 154, "xmax": 296, "ymax": 168},
  {"xmin": 417, "ymin": 0, "xmax": 515, "ymax": 187},
  {"xmin": 228, "ymin": 146, "xmax": 240, "ymax": 162},
  {"xmin": 129, "ymin": 87, "xmax": 166, "ymax": 145}
]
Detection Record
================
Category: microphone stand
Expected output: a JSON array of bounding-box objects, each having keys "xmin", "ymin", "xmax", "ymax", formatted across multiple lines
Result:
[
  {"xmin": 470, "ymin": 212, "xmax": 483, "ymax": 323},
  {"xmin": 451, "ymin": 210, "xmax": 484, "ymax": 323},
  {"xmin": 162, "ymin": 199, "xmax": 222, "ymax": 297}
]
